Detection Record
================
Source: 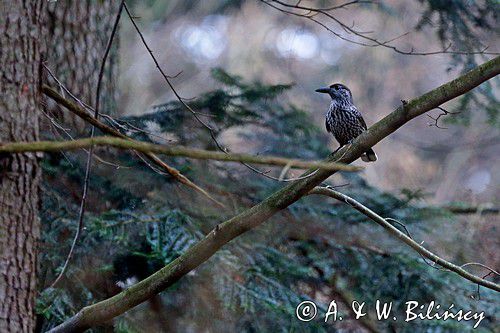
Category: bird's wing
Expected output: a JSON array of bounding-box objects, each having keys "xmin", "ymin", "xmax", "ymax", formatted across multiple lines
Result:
[
  {"xmin": 325, "ymin": 117, "xmax": 332, "ymax": 133},
  {"xmin": 352, "ymin": 106, "xmax": 368, "ymax": 130}
]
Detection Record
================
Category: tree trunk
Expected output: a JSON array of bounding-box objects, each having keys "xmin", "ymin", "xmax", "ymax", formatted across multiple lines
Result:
[
  {"xmin": 45, "ymin": 0, "xmax": 120, "ymax": 132},
  {"xmin": 0, "ymin": 1, "xmax": 45, "ymax": 332}
]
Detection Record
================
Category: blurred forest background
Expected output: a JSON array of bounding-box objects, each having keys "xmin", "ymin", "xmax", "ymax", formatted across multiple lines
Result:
[{"xmin": 37, "ymin": 0, "xmax": 498, "ymax": 332}]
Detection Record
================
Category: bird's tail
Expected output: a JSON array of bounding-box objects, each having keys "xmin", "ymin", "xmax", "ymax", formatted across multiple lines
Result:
[{"xmin": 361, "ymin": 148, "xmax": 377, "ymax": 162}]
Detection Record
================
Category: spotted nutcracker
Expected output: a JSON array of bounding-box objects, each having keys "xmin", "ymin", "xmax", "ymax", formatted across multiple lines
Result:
[{"xmin": 315, "ymin": 83, "xmax": 377, "ymax": 162}]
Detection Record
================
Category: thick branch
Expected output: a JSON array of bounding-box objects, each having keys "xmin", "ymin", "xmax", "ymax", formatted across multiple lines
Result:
[
  {"xmin": 48, "ymin": 56, "xmax": 500, "ymax": 332},
  {"xmin": 42, "ymin": 85, "xmax": 226, "ymax": 207},
  {"xmin": 0, "ymin": 136, "xmax": 361, "ymax": 172},
  {"xmin": 308, "ymin": 187, "xmax": 500, "ymax": 291}
]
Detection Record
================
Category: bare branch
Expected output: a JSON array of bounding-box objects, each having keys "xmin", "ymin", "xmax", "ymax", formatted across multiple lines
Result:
[
  {"xmin": 262, "ymin": 0, "xmax": 499, "ymax": 56},
  {"xmin": 43, "ymin": 64, "xmax": 95, "ymax": 112},
  {"xmin": 307, "ymin": 187, "xmax": 500, "ymax": 291},
  {"xmin": 0, "ymin": 136, "xmax": 362, "ymax": 172},
  {"xmin": 319, "ymin": 0, "xmax": 373, "ymax": 11},
  {"xmin": 427, "ymin": 106, "xmax": 461, "ymax": 129},
  {"xmin": 42, "ymin": 108, "xmax": 126, "ymax": 169},
  {"xmin": 122, "ymin": 2, "xmax": 316, "ymax": 182},
  {"xmin": 42, "ymin": 85, "xmax": 225, "ymax": 207},
  {"xmin": 45, "ymin": 63, "xmax": 148, "ymax": 150}
]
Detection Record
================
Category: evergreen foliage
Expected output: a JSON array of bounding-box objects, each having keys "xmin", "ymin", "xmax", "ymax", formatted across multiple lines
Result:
[{"xmin": 417, "ymin": 0, "xmax": 499, "ymax": 125}]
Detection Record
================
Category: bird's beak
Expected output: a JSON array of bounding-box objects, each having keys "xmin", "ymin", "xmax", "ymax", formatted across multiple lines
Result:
[{"xmin": 315, "ymin": 87, "xmax": 330, "ymax": 93}]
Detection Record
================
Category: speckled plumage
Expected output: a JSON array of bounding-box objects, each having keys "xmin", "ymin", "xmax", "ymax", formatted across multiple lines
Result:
[{"xmin": 317, "ymin": 83, "xmax": 377, "ymax": 162}]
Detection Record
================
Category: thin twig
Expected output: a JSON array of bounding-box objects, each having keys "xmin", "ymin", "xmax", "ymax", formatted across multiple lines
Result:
[
  {"xmin": 427, "ymin": 106, "xmax": 461, "ymax": 129},
  {"xmin": 262, "ymin": 0, "xmax": 499, "ymax": 56},
  {"xmin": 49, "ymin": 1, "xmax": 125, "ymax": 289},
  {"xmin": 46, "ymin": 63, "xmax": 165, "ymax": 147},
  {"xmin": 101, "ymin": 115, "xmax": 175, "ymax": 144},
  {"xmin": 45, "ymin": 67, "xmax": 179, "ymax": 156},
  {"xmin": 308, "ymin": 187, "xmax": 500, "ymax": 292},
  {"xmin": 41, "ymin": 98, "xmax": 127, "ymax": 169},
  {"xmin": 460, "ymin": 262, "xmax": 500, "ymax": 276},
  {"xmin": 385, "ymin": 217, "xmax": 442, "ymax": 269},
  {"xmin": 43, "ymin": 63, "xmax": 95, "ymax": 113},
  {"xmin": 318, "ymin": 0, "xmax": 373, "ymax": 11},
  {"xmin": 42, "ymin": 85, "xmax": 269, "ymax": 206},
  {"xmin": 122, "ymin": 2, "xmax": 318, "ymax": 182}
]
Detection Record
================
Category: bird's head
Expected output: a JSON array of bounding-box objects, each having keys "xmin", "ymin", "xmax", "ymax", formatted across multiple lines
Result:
[{"xmin": 315, "ymin": 83, "xmax": 353, "ymax": 103}]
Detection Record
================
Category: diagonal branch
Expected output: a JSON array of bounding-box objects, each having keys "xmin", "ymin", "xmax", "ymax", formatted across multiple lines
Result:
[
  {"xmin": 42, "ymin": 85, "xmax": 225, "ymax": 208},
  {"xmin": 307, "ymin": 187, "xmax": 500, "ymax": 291},
  {"xmin": 0, "ymin": 137, "xmax": 361, "ymax": 172},
  {"xmin": 47, "ymin": 56, "xmax": 500, "ymax": 333}
]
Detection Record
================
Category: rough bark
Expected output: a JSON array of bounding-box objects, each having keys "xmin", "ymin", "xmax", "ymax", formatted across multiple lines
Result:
[
  {"xmin": 48, "ymin": 56, "xmax": 500, "ymax": 333},
  {"xmin": 45, "ymin": 0, "xmax": 120, "ymax": 131},
  {"xmin": 0, "ymin": 1, "xmax": 45, "ymax": 332}
]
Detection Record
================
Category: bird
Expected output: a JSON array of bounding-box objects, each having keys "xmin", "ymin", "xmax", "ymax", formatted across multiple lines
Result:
[{"xmin": 315, "ymin": 83, "xmax": 377, "ymax": 162}]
